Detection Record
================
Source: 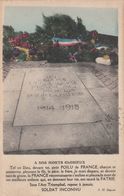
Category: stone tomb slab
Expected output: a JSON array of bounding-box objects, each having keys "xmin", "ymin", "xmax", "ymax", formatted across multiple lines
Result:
[
  {"xmin": 14, "ymin": 68, "xmax": 104, "ymax": 126},
  {"xmin": 20, "ymin": 122, "xmax": 110, "ymax": 150}
]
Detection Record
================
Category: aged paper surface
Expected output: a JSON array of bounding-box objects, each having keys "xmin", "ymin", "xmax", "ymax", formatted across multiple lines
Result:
[{"xmin": 0, "ymin": 0, "xmax": 124, "ymax": 196}]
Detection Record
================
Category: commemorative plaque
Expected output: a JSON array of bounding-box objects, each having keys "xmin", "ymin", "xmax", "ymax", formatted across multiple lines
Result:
[{"xmin": 13, "ymin": 68, "xmax": 103, "ymax": 126}]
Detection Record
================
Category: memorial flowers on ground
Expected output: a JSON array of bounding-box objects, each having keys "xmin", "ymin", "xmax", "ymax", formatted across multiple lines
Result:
[{"xmin": 3, "ymin": 14, "xmax": 118, "ymax": 65}]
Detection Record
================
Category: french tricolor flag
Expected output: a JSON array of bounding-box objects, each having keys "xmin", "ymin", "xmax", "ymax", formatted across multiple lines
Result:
[{"xmin": 52, "ymin": 37, "xmax": 81, "ymax": 46}]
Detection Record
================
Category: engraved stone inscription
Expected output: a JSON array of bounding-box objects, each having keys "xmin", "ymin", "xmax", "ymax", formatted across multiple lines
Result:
[{"xmin": 14, "ymin": 68, "xmax": 103, "ymax": 126}]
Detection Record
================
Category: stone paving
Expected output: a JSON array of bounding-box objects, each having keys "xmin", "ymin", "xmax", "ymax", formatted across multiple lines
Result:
[
  {"xmin": 94, "ymin": 67, "xmax": 118, "ymax": 95},
  {"xmin": 3, "ymin": 61, "xmax": 118, "ymax": 154}
]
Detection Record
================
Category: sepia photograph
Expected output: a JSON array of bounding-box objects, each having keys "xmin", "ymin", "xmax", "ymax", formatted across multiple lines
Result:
[{"xmin": 3, "ymin": 6, "xmax": 118, "ymax": 155}]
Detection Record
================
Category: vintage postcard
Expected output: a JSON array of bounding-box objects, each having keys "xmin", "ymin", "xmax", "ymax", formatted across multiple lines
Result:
[{"xmin": 0, "ymin": 0, "xmax": 124, "ymax": 196}]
